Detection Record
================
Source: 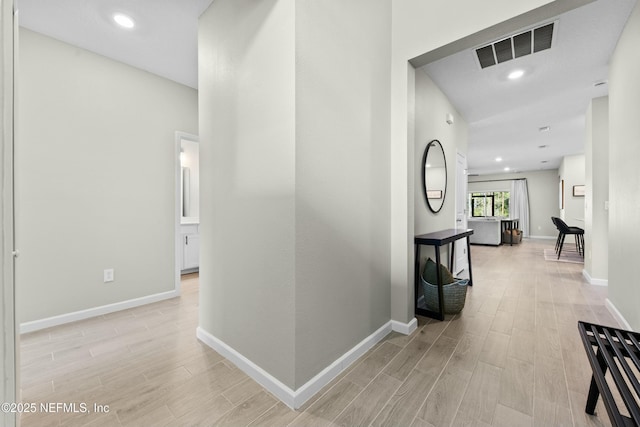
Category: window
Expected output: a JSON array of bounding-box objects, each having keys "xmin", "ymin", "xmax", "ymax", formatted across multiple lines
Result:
[
  {"xmin": 470, "ymin": 191, "xmax": 510, "ymax": 217},
  {"xmin": 471, "ymin": 193, "xmax": 493, "ymax": 216}
]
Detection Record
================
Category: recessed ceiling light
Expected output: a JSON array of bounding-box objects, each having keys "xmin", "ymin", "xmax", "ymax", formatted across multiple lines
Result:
[
  {"xmin": 113, "ymin": 13, "xmax": 135, "ymax": 29},
  {"xmin": 495, "ymin": 157, "xmax": 503, "ymax": 162},
  {"xmin": 504, "ymin": 167, "xmax": 510, "ymax": 171},
  {"xmin": 594, "ymin": 81, "xmax": 607, "ymax": 87},
  {"xmin": 508, "ymin": 70, "xmax": 524, "ymax": 80},
  {"xmin": 539, "ymin": 126, "xmax": 551, "ymax": 132},
  {"xmin": 538, "ymin": 144, "xmax": 548, "ymax": 149},
  {"xmin": 541, "ymin": 160, "xmax": 548, "ymax": 163}
]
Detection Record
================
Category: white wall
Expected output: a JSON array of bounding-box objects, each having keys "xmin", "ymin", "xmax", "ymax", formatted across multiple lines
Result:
[
  {"xmin": 199, "ymin": 0, "xmax": 391, "ymax": 391},
  {"xmin": 198, "ymin": 0, "xmax": 297, "ymax": 388},
  {"xmin": 609, "ymin": 1, "xmax": 640, "ymax": 330},
  {"xmin": 294, "ymin": 0, "xmax": 391, "ymax": 388},
  {"xmin": 468, "ymin": 170, "xmax": 559, "ymax": 238},
  {"xmin": 389, "ymin": 0, "xmax": 591, "ymax": 323},
  {"xmin": 468, "ymin": 180, "xmax": 511, "ymax": 193},
  {"xmin": 16, "ymin": 29, "xmax": 198, "ymax": 323},
  {"xmin": 584, "ymin": 97, "xmax": 609, "ymax": 284},
  {"xmin": 558, "ymin": 154, "xmax": 585, "ymax": 224},
  {"xmin": 414, "ymin": 69, "xmax": 468, "ymax": 262}
]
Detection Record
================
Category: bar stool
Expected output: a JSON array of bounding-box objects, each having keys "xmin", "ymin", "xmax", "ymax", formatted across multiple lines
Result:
[
  {"xmin": 551, "ymin": 217, "xmax": 584, "ymax": 259},
  {"xmin": 551, "ymin": 217, "xmax": 562, "ymax": 253}
]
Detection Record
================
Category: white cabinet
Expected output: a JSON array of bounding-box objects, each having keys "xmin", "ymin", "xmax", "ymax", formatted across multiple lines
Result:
[
  {"xmin": 183, "ymin": 233, "xmax": 199, "ymax": 270},
  {"xmin": 180, "ymin": 223, "xmax": 199, "ymax": 272}
]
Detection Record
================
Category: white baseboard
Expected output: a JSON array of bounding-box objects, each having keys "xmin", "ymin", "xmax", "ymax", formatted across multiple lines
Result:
[
  {"xmin": 196, "ymin": 327, "xmax": 299, "ymax": 408},
  {"xmin": 391, "ymin": 317, "xmax": 418, "ymax": 335},
  {"xmin": 20, "ymin": 290, "xmax": 179, "ymax": 334},
  {"xmin": 606, "ymin": 298, "xmax": 633, "ymax": 330},
  {"xmin": 582, "ymin": 269, "xmax": 608, "ymax": 286},
  {"xmin": 197, "ymin": 318, "xmax": 408, "ymax": 410}
]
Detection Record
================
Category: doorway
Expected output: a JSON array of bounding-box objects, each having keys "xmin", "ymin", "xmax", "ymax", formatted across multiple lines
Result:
[
  {"xmin": 455, "ymin": 151, "xmax": 468, "ymax": 275},
  {"xmin": 175, "ymin": 132, "xmax": 200, "ymax": 295}
]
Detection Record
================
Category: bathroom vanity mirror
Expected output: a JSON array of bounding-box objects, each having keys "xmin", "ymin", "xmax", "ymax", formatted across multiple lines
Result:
[
  {"xmin": 422, "ymin": 139, "xmax": 447, "ymax": 213},
  {"xmin": 180, "ymin": 137, "xmax": 199, "ymax": 222},
  {"xmin": 182, "ymin": 167, "xmax": 191, "ymax": 217}
]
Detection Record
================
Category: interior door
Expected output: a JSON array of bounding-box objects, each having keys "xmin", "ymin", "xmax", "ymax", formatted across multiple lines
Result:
[{"xmin": 455, "ymin": 151, "xmax": 468, "ymax": 275}]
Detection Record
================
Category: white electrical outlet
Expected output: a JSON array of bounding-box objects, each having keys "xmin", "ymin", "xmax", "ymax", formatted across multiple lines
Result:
[{"xmin": 104, "ymin": 268, "xmax": 114, "ymax": 283}]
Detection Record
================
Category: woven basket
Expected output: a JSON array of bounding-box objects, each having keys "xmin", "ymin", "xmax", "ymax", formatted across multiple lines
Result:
[
  {"xmin": 502, "ymin": 229, "xmax": 523, "ymax": 244},
  {"xmin": 420, "ymin": 276, "xmax": 469, "ymax": 314}
]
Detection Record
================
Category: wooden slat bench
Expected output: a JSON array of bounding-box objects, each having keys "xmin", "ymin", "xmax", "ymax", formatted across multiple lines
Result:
[{"xmin": 578, "ymin": 321, "xmax": 640, "ymax": 427}]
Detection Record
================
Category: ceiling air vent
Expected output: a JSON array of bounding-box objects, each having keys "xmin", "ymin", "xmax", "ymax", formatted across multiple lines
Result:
[
  {"xmin": 513, "ymin": 32, "xmax": 532, "ymax": 58},
  {"xmin": 475, "ymin": 22, "xmax": 555, "ymax": 69},
  {"xmin": 494, "ymin": 39, "xmax": 513, "ymax": 63},
  {"xmin": 533, "ymin": 23, "xmax": 554, "ymax": 52},
  {"xmin": 476, "ymin": 45, "xmax": 496, "ymax": 68}
]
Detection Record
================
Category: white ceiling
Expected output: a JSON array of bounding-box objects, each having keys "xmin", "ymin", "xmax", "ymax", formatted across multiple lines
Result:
[
  {"xmin": 422, "ymin": 0, "xmax": 636, "ymax": 175},
  {"xmin": 16, "ymin": 0, "xmax": 636, "ymax": 176},
  {"xmin": 17, "ymin": 0, "xmax": 214, "ymax": 89}
]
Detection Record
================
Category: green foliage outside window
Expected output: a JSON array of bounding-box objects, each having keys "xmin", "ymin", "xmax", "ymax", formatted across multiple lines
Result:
[{"xmin": 470, "ymin": 192, "xmax": 510, "ymax": 217}]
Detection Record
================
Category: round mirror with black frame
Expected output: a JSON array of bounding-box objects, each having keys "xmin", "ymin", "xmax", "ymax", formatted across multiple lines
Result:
[{"xmin": 421, "ymin": 139, "xmax": 447, "ymax": 213}]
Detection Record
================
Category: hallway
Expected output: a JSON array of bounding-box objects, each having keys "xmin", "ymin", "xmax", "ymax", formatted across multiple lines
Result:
[{"xmin": 20, "ymin": 239, "xmax": 616, "ymax": 426}]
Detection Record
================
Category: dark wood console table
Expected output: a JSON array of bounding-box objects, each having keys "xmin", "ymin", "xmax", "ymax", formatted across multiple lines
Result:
[{"xmin": 414, "ymin": 228, "xmax": 474, "ymax": 320}]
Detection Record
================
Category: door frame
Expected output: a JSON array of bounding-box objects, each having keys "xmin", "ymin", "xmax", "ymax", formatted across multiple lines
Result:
[
  {"xmin": 1, "ymin": 0, "xmax": 17, "ymax": 425},
  {"xmin": 454, "ymin": 150, "xmax": 468, "ymax": 275},
  {"xmin": 174, "ymin": 131, "xmax": 199, "ymax": 294}
]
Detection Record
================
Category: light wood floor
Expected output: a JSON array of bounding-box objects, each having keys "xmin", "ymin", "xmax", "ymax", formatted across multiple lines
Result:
[{"xmin": 20, "ymin": 239, "xmax": 619, "ymax": 427}]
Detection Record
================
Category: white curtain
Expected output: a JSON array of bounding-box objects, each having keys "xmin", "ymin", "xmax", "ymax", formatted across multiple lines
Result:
[{"xmin": 511, "ymin": 179, "xmax": 530, "ymax": 237}]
